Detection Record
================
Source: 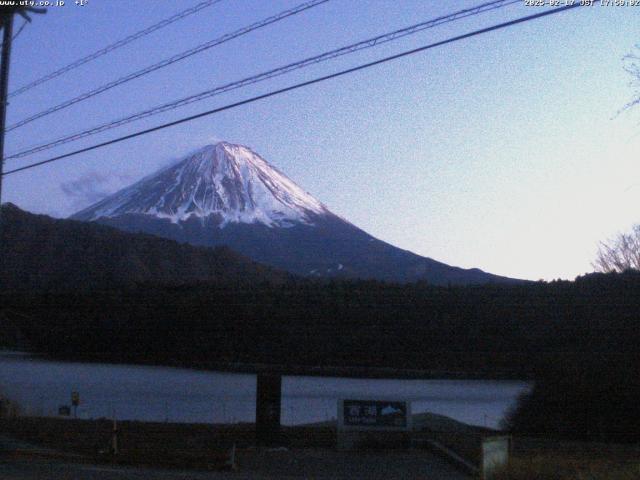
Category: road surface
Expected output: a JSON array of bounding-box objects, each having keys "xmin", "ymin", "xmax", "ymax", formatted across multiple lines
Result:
[{"xmin": 1, "ymin": 448, "xmax": 471, "ymax": 479}]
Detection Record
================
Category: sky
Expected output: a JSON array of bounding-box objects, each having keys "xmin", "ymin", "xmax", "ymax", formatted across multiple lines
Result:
[{"xmin": 2, "ymin": 0, "xmax": 639, "ymax": 281}]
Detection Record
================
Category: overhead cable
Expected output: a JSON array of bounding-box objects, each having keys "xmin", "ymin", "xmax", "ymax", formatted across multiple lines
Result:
[
  {"xmin": 7, "ymin": 0, "xmax": 519, "ymax": 158},
  {"xmin": 2, "ymin": 3, "xmax": 583, "ymax": 177},
  {"xmin": 8, "ymin": 0, "xmax": 226, "ymax": 98},
  {"xmin": 5, "ymin": 0, "xmax": 329, "ymax": 132}
]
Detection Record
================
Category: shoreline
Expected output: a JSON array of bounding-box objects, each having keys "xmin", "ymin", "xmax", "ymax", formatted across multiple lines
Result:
[{"xmin": 0, "ymin": 350, "xmax": 530, "ymax": 382}]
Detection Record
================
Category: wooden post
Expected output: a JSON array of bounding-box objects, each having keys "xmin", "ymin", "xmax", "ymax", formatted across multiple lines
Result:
[
  {"xmin": 255, "ymin": 373, "xmax": 282, "ymax": 446},
  {"xmin": 71, "ymin": 391, "xmax": 79, "ymax": 418},
  {"xmin": 111, "ymin": 418, "xmax": 119, "ymax": 455}
]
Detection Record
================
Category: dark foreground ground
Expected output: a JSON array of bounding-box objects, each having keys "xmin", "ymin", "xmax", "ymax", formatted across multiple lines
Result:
[
  {"xmin": 2, "ymin": 417, "xmax": 639, "ymax": 479},
  {"xmin": 1, "ymin": 450, "xmax": 470, "ymax": 480},
  {"xmin": 0, "ymin": 416, "xmax": 474, "ymax": 479}
]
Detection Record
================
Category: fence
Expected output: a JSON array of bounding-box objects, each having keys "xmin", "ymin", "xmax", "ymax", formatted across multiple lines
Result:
[{"xmin": 8, "ymin": 394, "xmax": 340, "ymax": 426}]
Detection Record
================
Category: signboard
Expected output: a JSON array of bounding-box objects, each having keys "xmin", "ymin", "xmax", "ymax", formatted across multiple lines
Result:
[
  {"xmin": 338, "ymin": 399, "xmax": 411, "ymax": 431},
  {"xmin": 481, "ymin": 435, "xmax": 511, "ymax": 479},
  {"xmin": 58, "ymin": 405, "xmax": 71, "ymax": 416}
]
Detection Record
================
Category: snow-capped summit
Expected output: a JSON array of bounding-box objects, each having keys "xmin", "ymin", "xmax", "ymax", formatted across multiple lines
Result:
[
  {"xmin": 73, "ymin": 142, "xmax": 328, "ymax": 228},
  {"xmin": 72, "ymin": 141, "xmax": 520, "ymax": 285}
]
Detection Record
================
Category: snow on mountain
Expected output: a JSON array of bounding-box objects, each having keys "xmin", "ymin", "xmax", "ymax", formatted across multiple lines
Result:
[
  {"xmin": 71, "ymin": 141, "xmax": 521, "ymax": 285},
  {"xmin": 73, "ymin": 142, "xmax": 328, "ymax": 228}
]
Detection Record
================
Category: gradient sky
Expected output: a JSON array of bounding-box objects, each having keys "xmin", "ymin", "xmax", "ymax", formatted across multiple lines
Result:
[{"xmin": 3, "ymin": 0, "xmax": 639, "ymax": 281}]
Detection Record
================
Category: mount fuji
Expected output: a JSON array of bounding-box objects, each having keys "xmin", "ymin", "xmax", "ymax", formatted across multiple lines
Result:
[{"xmin": 71, "ymin": 142, "xmax": 515, "ymax": 285}]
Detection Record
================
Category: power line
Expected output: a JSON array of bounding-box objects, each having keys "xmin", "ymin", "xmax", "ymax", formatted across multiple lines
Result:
[
  {"xmin": 7, "ymin": 0, "xmax": 519, "ymax": 160},
  {"xmin": 7, "ymin": 0, "xmax": 225, "ymax": 99},
  {"xmin": 12, "ymin": 19, "xmax": 28, "ymax": 41},
  {"xmin": 2, "ymin": 3, "xmax": 582, "ymax": 178},
  {"xmin": 5, "ymin": 0, "xmax": 329, "ymax": 133}
]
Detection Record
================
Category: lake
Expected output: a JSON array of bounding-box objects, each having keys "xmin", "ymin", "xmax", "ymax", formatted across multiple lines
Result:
[{"xmin": 0, "ymin": 352, "xmax": 529, "ymax": 428}]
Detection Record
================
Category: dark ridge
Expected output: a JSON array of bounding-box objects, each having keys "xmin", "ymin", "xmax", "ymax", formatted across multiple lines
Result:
[{"xmin": 0, "ymin": 203, "xmax": 290, "ymax": 292}]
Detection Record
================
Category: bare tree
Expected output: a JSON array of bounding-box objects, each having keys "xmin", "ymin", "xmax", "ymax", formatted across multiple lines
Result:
[
  {"xmin": 592, "ymin": 50, "xmax": 640, "ymax": 273},
  {"xmin": 622, "ymin": 44, "xmax": 640, "ymax": 113},
  {"xmin": 593, "ymin": 225, "xmax": 640, "ymax": 273}
]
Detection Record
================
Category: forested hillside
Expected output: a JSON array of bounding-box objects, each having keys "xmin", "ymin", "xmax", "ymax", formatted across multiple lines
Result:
[
  {"xmin": 0, "ymin": 203, "xmax": 288, "ymax": 291},
  {"xmin": 3, "ymin": 204, "xmax": 640, "ymax": 442}
]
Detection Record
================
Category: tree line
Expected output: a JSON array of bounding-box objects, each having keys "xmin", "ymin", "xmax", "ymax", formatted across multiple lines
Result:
[{"xmin": 4, "ymin": 270, "xmax": 640, "ymax": 442}]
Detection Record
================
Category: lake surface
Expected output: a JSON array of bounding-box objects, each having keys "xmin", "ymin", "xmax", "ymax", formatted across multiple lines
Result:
[{"xmin": 0, "ymin": 352, "xmax": 529, "ymax": 428}]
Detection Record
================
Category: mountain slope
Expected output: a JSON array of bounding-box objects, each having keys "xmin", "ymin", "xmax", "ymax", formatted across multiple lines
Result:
[
  {"xmin": 72, "ymin": 142, "xmax": 518, "ymax": 285},
  {"xmin": 1, "ymin": 203, "xmax": 288, "ymax": 292}
]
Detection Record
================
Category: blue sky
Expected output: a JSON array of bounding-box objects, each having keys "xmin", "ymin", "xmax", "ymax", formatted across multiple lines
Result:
[{"xmin": 3, "ymin": 0, "xmax": 639, "ymax": 281}]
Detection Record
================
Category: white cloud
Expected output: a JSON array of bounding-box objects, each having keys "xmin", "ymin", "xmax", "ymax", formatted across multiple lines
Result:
[{"xmin": 60, "ymin": 170, "xmax": 134, "ymax": 210}]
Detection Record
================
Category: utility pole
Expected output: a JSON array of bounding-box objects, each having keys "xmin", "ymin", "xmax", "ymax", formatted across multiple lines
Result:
[
  {"xmin": 0, "ymin": 6, "xmax": 45, "ymax": 271},
  {"xmin": 0, "ymin": 10, "xmax": 15, "ymax": 206}
]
